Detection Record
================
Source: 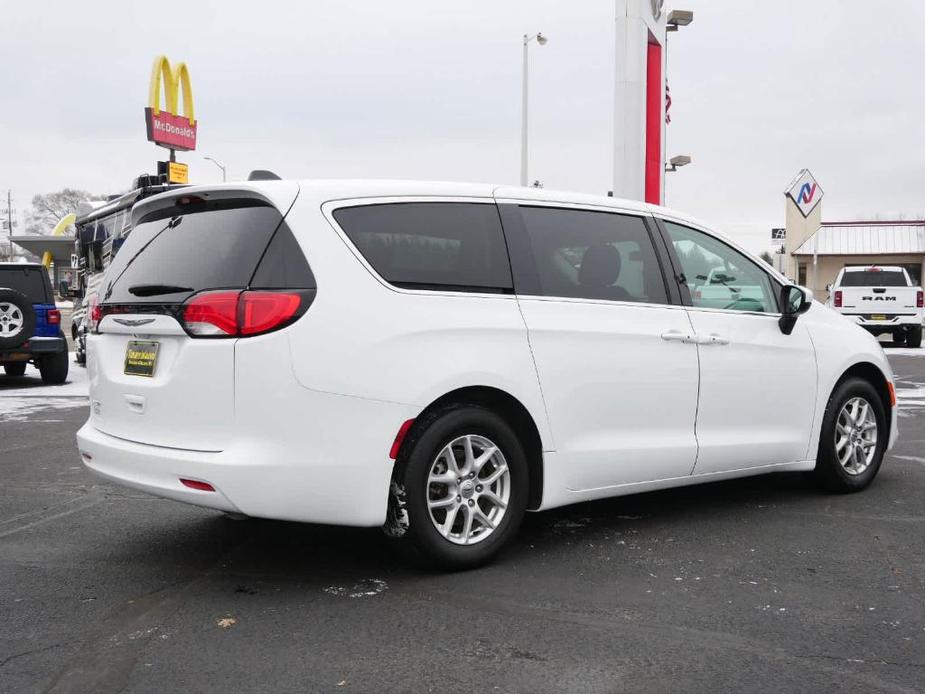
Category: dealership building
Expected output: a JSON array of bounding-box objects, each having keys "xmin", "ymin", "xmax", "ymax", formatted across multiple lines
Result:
[
  {"xmin": 791, "ymin": 220, "xmax": 925, "ymax": 295},
  {"xmin": 781, "ymin": 172, "xmax": 925, "ymax": 300}
]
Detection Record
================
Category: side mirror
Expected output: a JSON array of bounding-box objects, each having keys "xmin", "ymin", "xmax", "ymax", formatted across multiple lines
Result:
[
  {"xmin": 779, "ymin": 284, "xmax": 812, "ymax": 335},
  {"xmin": 825, "ymin": 283, "xmax": 833, "ymax": 293}
]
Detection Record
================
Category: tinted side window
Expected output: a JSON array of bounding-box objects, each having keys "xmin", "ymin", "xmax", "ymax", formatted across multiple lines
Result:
[
  {"xmin": 664, "ymin": 222, "xmax": 777, "ymax": 313},
  {"xmin": 333, "ymin": 203, "xmax": 512, "ymax": 292},
  {"xmin": 518, "ymin": 206, "xmax": 668, "ymax": 304},
  {"xmin": 250, "ymin": 223, "xmax": 316, "ymax": 289}
]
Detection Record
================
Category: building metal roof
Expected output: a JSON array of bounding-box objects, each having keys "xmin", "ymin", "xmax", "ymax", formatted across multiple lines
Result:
[
  {"xmin": 793, "ymin": 220, "xmax": 925, "ymax": 256},
  {"xmin": 10, "ymin": 235, "xmax": 75, "ymax": 262}
]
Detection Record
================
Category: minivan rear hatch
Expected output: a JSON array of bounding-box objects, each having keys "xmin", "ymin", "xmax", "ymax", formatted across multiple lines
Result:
[{"xmin": 89, "ymin": 183, "xmax": 304, "ymax": 451}]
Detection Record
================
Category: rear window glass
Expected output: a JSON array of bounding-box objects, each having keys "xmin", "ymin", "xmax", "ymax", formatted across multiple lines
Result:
[
  {"xmin": 333, "ymin": 203, "xmax": 513, "ymax": 292},
  {"xmin": 101, "ymin": 199, "xmax": 294, "ymax": 304},
  {"xmin": 840, "ymin": 270, "xmax": 907, "ymax": 287},
  {"xmin": 0, "ymin": 266, "xmax": 51, "ymax": 302}
]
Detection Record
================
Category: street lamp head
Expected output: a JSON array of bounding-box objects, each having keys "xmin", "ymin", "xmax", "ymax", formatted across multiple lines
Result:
[
  {"xmin": 536, "ymin": 32, "xmax": 548, "ymax": 46},
  {"xmin": 670, "ymin": 155, "xmax": 692, "ymax": 168},
  {"xmin": 666, "ymin": 10, "xmax": 694, "ymax": 29}
]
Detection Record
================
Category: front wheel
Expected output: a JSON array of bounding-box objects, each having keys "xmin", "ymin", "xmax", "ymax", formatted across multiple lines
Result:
[
  {"xmin": 3, "ymin": 362, "xmax": 27, "ymax": 377},
  {"xmin": 906, "ymin": 325, "xmax": 922, "ymax": 348},
  {"xmin": 814, "ymin": 378, "xmax": 887, "ymax": 493},
  {"xmin": 387, "ymin": 405, "xmax": 529, "ymax": 569}
]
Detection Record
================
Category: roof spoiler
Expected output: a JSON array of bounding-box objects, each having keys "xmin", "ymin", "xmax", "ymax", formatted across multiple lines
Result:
[{"xmin": 247, "ymin": 170, "xmax": 282, "ymax": 181}]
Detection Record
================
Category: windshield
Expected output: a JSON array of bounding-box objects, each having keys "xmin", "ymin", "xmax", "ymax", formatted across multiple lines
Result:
[{"xmin": 840, "ymin": 270, "xmax": 906, "ymax": 287}]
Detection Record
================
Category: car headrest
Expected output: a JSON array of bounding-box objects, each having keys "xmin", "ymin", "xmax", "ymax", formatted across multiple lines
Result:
[{"xmin": 579, "ymin": 244, "xmax": 621, "ymax": 287}]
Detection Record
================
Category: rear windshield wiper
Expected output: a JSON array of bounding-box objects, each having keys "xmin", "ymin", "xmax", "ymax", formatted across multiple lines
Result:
[{"xmin": 128, "ymin": 284, "xmax": 194, "ymax": 297}]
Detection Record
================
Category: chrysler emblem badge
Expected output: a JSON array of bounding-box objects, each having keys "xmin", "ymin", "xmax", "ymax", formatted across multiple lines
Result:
[{"xmin": 113, "ymin": 318, "xmax": 156, "ymax": 327}]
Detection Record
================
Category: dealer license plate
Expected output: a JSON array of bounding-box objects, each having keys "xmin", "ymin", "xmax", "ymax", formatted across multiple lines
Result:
[
  {"xmin": 124, "ymin": 340, "xmax": 160, "ymax": 377},
  {"xmin": 870, "ymin": 314, "xmax": 887, "ymax": 321}
]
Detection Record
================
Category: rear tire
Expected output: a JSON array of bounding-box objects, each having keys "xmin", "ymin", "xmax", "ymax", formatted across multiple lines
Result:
[
  {"xmin": 387, "ymin": 405, "xmax": 528, "ymax": 569},
  {"xmin": 39, "ymin": 350, "xmax": 69, "ymax": 385},
  {"xmin": 3, "ymin": 362, "xmax": 26, "ymax": 377},
  {"xmin": 906, "ymin": 326, "xmax": 922, "ymax": 348},
  {"xmin": 814, "ymin": 377, "xmax": 886, "ymax": 493},
  {"xmin": 892, "ymin": 331, "xmax": 906, "ymax": 346}
]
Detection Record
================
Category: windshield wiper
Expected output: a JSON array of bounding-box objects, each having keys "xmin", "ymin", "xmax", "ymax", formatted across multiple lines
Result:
[{"xmin": 128, "ymin": 284, "xmax": 194, "ymax": 297}]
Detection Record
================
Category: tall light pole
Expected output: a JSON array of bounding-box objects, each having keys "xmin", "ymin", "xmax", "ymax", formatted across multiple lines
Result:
[
  {"xmin": 521, "ymin": 32, "xmax": 548, "ymax": 186},
  {"xmin": 203, "ymin": 156, "xmax": 227, "ymax": 182},
  {"xmin": 663, "ymin": 10, "xmax": 694, "ymax": 204}
]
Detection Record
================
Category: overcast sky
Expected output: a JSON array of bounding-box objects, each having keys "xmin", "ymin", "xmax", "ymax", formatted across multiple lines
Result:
[{"xmin": 2, "ymin": 0, "xmax": 924, "ymax": 252}]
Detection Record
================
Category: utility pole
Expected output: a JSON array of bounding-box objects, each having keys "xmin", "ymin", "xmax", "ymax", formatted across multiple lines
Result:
[{"xmin": 6, "ymin": 191, "xmax": 13, "ymax": 261}]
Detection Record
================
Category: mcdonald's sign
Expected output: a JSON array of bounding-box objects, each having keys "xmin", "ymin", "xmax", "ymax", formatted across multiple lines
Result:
[{"xmin": 144, "ymin": 55, "xmax": 197, "ymax": 151}]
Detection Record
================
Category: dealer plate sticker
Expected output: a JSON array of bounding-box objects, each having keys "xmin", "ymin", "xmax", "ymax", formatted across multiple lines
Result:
[
  {"xmin": 124, "ymin": 340, "xmax": 160, "ymax": 377},
  {"xmin": 871, "ymin": 314, "xmax": 887, "ymax": 321}
]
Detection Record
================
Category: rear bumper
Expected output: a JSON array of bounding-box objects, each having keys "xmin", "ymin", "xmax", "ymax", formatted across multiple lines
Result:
[
  {"xmin": 76, "ymin": 400, "xmax": 408, "ymax": 527},
  {"xmin": 77, "ymin": 426, "xmax": 242, "ymax": 514},
  {"xmin": 0, "ymin": 335, "xmax": 67, "ymax": 360},
  {"xmin": 843, "ymin": 315, "xmax": 921, "ymax": 331}
]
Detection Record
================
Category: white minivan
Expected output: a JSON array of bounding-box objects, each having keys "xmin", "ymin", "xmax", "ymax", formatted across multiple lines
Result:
[{"xmin": 77, "ymin": 180, "xmax": 897, "ymax": 568}]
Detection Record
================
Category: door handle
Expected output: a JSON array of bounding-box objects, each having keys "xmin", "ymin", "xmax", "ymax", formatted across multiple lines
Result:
[
  {"xmin": 696, "ymin": 333, "xmax": 729, "ymax": 346},
  {"xmin": 661, "ymin": 331, "xmax": 694, "ymax": 343}
]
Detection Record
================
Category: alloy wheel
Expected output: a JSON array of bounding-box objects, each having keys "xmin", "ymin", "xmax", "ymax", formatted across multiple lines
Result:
[
  {"xmin": 0, "ymin": 302, "xmax": 24, "ymax": 337},
  {"xmin": 835, "ymin": 396, "xmax": 878, "ymax": 476},
  {"xmin": 426, "ymin": 434, "xmax": 511, "ymax": 546}
]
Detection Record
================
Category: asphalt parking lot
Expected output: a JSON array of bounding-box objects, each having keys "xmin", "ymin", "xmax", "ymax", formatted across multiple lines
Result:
[{"xmin": 2, "ymin": 351, "xmax": 924, "ymax": 694}]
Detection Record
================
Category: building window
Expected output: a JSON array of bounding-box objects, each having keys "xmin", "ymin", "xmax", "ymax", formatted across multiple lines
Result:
[{"xmin": 797, "ymin": 263, "xmax": 807, "ymax": 287}]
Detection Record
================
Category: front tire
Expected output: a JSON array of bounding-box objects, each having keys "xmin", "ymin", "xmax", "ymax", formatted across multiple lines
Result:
[
  {"xmin": 814, "ymin": 378, "xmax": 887, "ymax": 493},
  {"xmin": 3, "ymin": 362, "xmax": 27, "ymax": 377},
  {"xmin": 388, "ymin": 405, "xmax": 528, "ymax": 569},
  {"xmin": 39, "ymin": 350, "xmax": 69, "ymax": 385},
  {"xmin": 906, "ymin": 325, "xmax": 922, "ymax": 348}
]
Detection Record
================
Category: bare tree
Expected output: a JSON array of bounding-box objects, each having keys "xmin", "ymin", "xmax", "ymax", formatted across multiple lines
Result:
[
  {"xmin": 26, "ymin": 188, "xmax": 93, "ymax": 234},
  {"xmin": 759, "ymin": 251, "xmax": 774, "ymax": 266}
]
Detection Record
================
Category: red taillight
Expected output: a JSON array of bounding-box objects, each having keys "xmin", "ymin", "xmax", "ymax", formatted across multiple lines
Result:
[
  {"xmin": 183, "ymin": 291, "xmax": 240, "ymax": 336},
  {"xmin": 240, "ymin": 292, "xmax": 302, "ymax": 335},
  {"xmin": 917, "ymin": 290, "xmax": 923, "ymax": 308},
  {"xmin": 834, "ymin": 290, "xmax": 842, "ymax": 308},
  {"xmin": 88, "ymin": 293, "xmax": 101, "ymax": 333},
  {"xmin": 180, "ymin": 478, "xmax": 215, "ymax": 492},
  {"xmin": 47, "ymin": 309, "xmax": 61, "ymax": 325},
  {"xmin": 389, "ymin": 419, "xmax": 415, "ymax": 459},
  {"xmin": 181, "ymin": 290, "xmax": 303, "ymax": 338}
]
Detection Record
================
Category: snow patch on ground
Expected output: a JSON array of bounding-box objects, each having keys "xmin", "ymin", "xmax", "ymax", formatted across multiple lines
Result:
[
  {"xmin": 895, "ymin": 385, "xmax": 925, "ymax": 409},
  {"xmin": 323, "ymin": 579, "xmax": 388, "ymax": 598},
  {"xmin": 883, "ymin": 347, "xmax": 925, "ymax": 357},
  {"xmin": 0, "ymin": 355, "xmax": 89, "ymax": 421}
]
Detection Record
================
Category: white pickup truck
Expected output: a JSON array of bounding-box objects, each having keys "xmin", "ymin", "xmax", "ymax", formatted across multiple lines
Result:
[{"xmin": 827, "ymin": 265, "xmax": 923, "ymax": 347}]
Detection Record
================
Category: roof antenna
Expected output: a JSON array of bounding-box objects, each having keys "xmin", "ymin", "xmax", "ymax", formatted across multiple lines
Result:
[{"xmin": 247, "ymin": 170, "xmax": 281, "ymax": 181}]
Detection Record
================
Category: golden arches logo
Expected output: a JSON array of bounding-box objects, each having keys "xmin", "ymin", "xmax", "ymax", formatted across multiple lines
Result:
[
  {"xmin": 148, "ymin": 55, "xmax": 195, "ymax": 124},
  {"xmin": 144, "ymin": 55, "xmax": 198, "ymax": 151}
]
